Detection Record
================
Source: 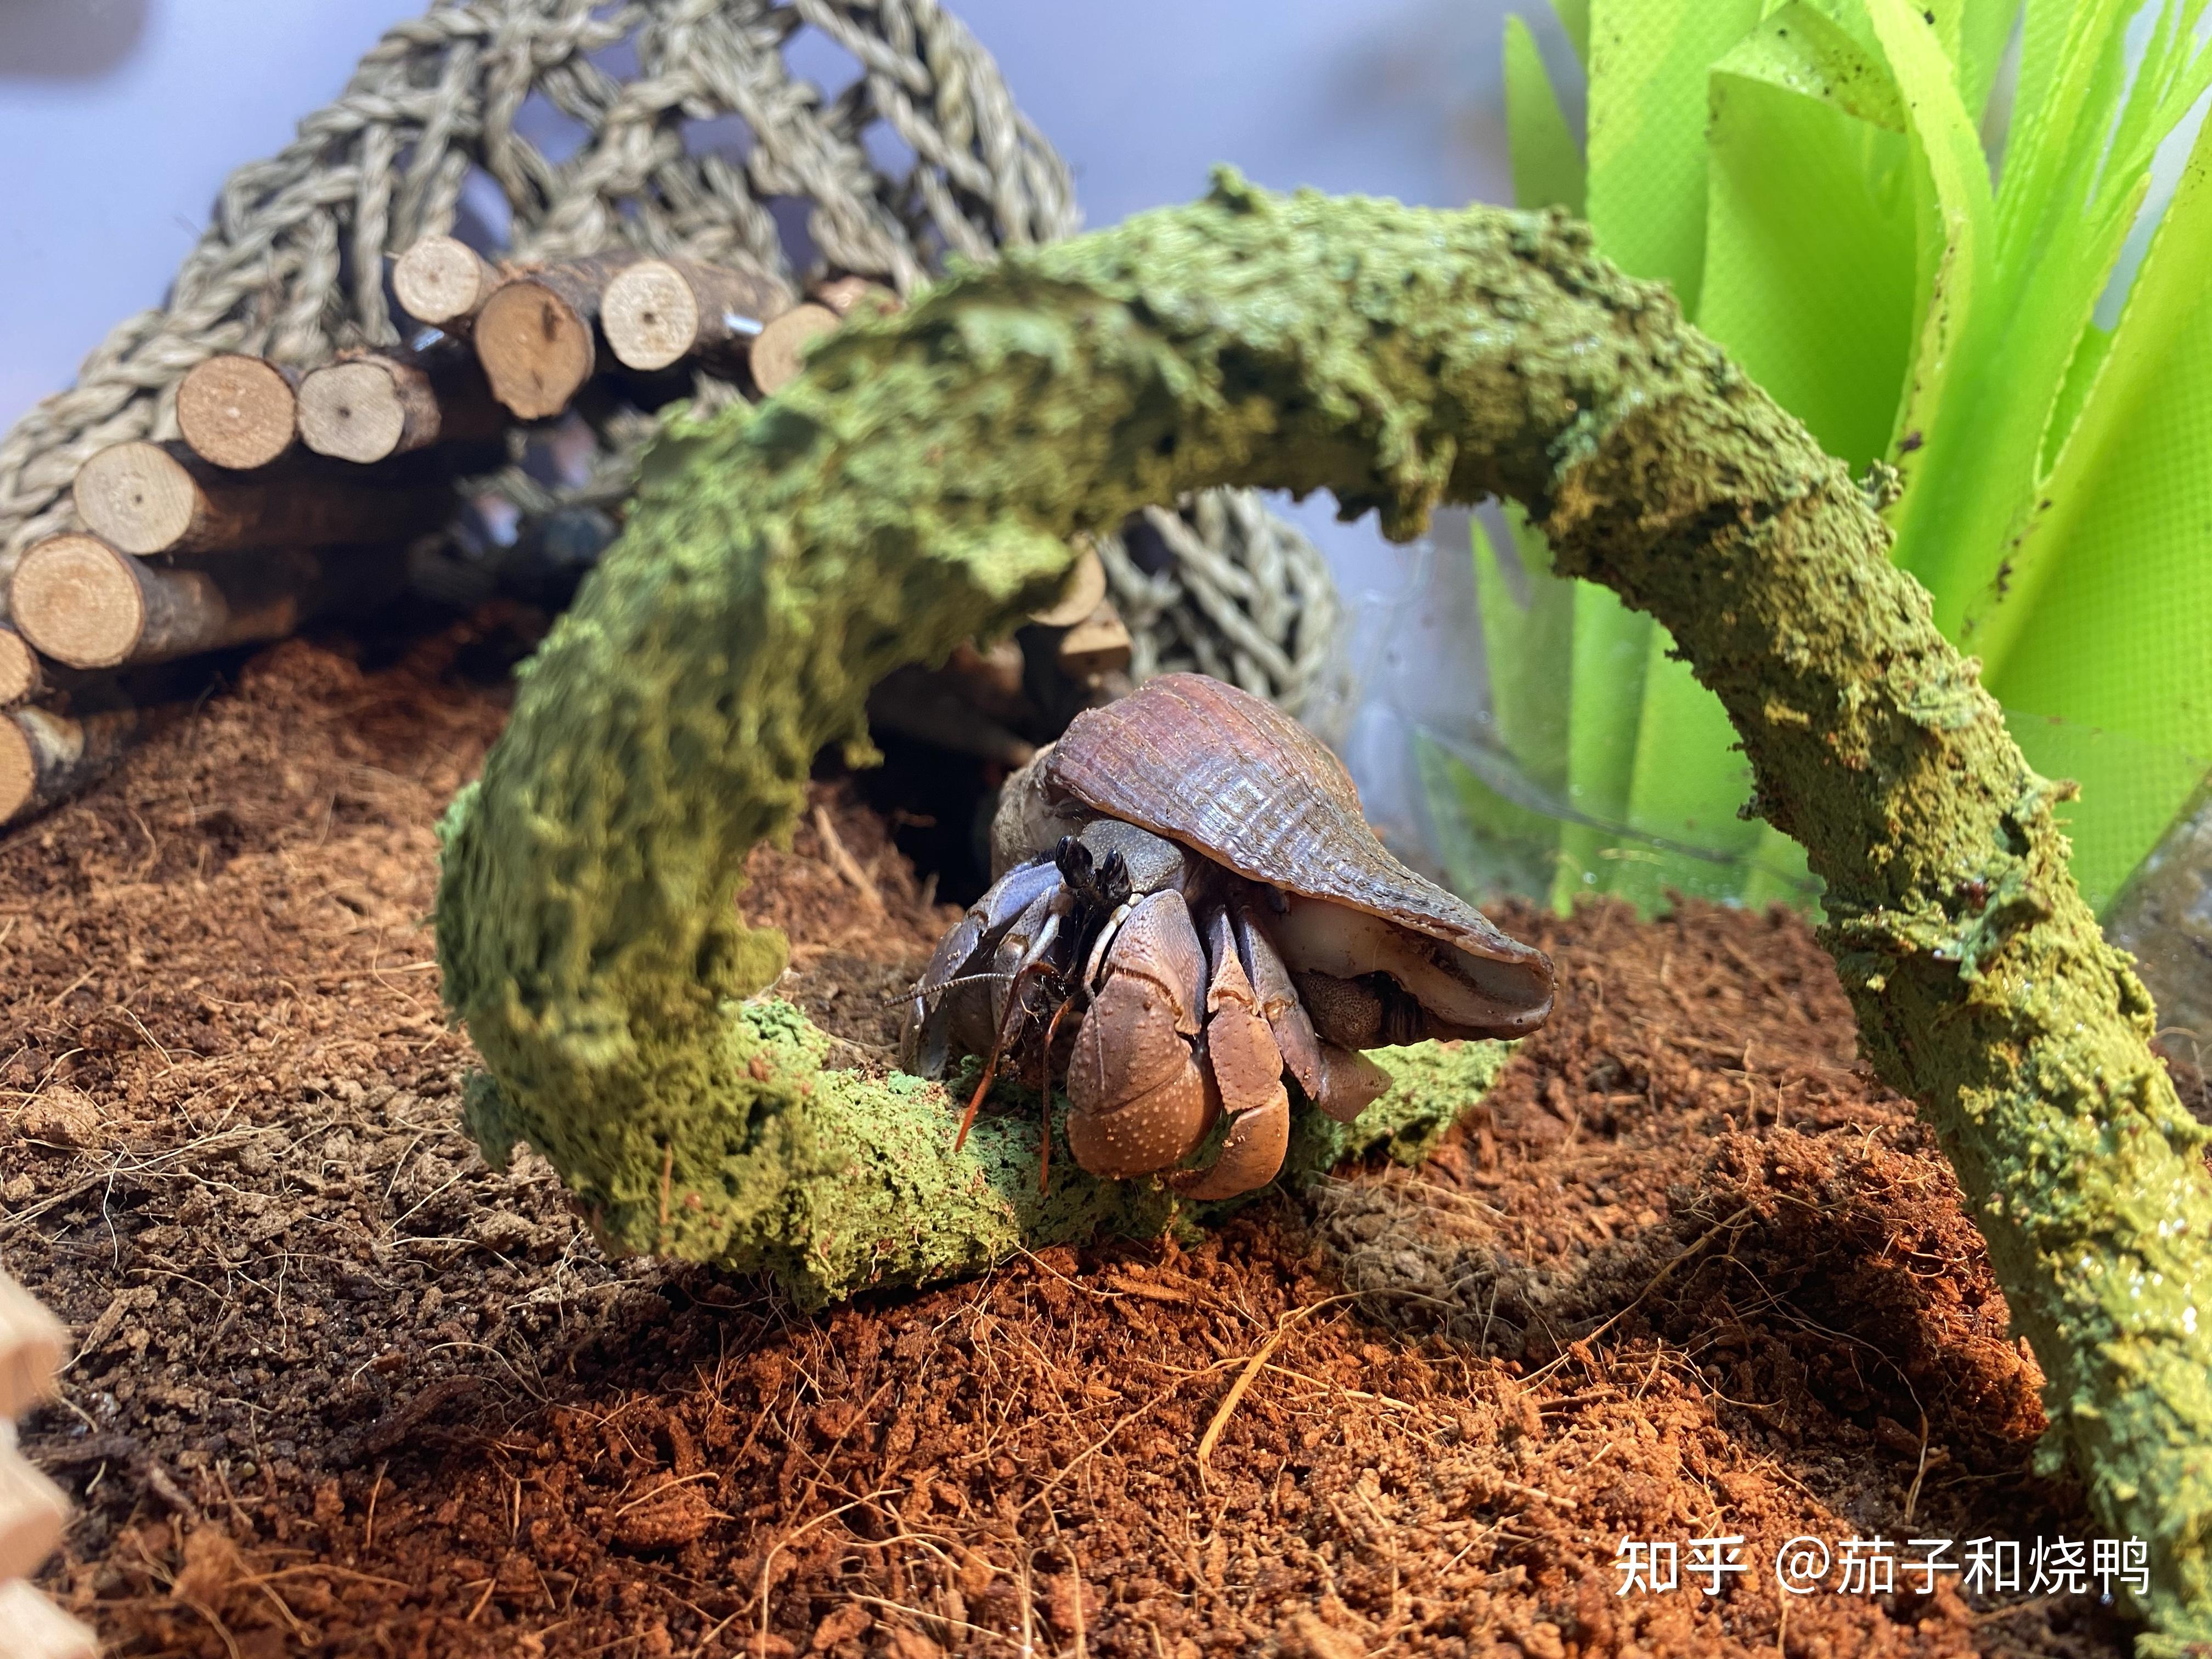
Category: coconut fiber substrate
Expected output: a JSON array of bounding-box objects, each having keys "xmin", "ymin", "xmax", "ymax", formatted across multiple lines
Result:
[{"xmin": 0, "ymin": 613, "xmax": 2170, "ymax": 1657}]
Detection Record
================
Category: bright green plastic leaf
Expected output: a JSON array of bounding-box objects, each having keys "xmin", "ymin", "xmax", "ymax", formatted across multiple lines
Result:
[
  {"xmin": 1931, "ymin": 0, "xmax": 2022, "ymax": 119},
  {"xmin": 1982, "ymin": 120, "xmax": 2212, "ymax": 909},
  {"xmin": 1553, "ymin": 0, "xmax": 1592, "ymax": 66},
  {"xmin": 2038, "ymin": 320, "xmax": 2111, "ymax": 477},
  {"xmin": 1999, "ymin": 0, "xmax": 2127, "ymax": 251},
  {"xmin": 1613, "ymin": 634, "xmax": 1768, "ymax": 913},
  {"xmin": 1505, "ymin": 15, "xmax": 1587, "ymax": 213},
  {"xmin": 1863, "ymin": 0, "xmax": 1999, "ymax": 616},
  {"xmin": 1553, "ymin": 583, "xmax": 1652, "ymax": 910},
  {"xmin": 1473, "ymin": 506, "xmax": 1576, "ymax": 800},
  {"xmin": 2004, "ymin": 715, "xmax": 2211, "ymax": 918},
  {"xmin": 1703, "ymin": 3, "xmax": 1918, "ymax": 470},
  {"xmin": 1584, "ymin": 0, "xmax": 1763, "ymax": 311},
  {"xmin": 1974, "ymin": 60, "xmax": 2212, "ymax": 676},
  {"xmin": 2006, "ymin": 0, "xmax": 2079, "ymax": 168}
]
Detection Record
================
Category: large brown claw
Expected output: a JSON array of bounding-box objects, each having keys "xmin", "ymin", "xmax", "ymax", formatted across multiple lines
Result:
[{"xmin": 1065, "ymin": 890, "xmax": 1210, "ymax": 1180}]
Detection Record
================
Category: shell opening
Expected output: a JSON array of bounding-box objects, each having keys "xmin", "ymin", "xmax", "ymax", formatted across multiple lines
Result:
[{"xmin": 1270, "ymin": 894, "xmax": 1549, "ymax": 1040}]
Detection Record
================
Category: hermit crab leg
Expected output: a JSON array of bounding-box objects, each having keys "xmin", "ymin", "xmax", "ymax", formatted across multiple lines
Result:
[
  {"xmin": 951, "ymin": 907, "xmax": 1064, "ymax": 1154},
  {"xmin": 1232, "ymin": 896, "xmax": 1390, "ymax": 1125},
  {"xmin": 902, "ymin": 856, "xmax": 1064, "ymax": 1075},
  {"xmin": 1171, "ymin": 907, "xmax": 1291, "ymax": 1200},
  {"xmin": 1037, "ymin": 996, "xmax": 1076, "ymax": 1192},
  {"xmin": 1230, "ymin": 896, "xmax": 1324, "ymax": 1089}
]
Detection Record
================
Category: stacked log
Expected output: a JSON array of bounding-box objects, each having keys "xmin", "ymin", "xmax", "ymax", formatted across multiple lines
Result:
[
  {"xmin": 10, "ymin": 537, "xmax": 404, "ymax": 672},
  {"xmin": 0, "ymin": 234, "xmax": 1137, "ymax": 830},
  {"xmin": 601, "ymin": 258, "xmax": 793, "ymax": 373},
  {"xmin": 0, "ymin": 701, "xmax": 138, "ymax": 826},
  {"xmin": 0, "ymin": 626, "xmax": 38, "ymax": 709},
  {"xmin": 296, "ymin": 346, "xmax": 502, "ymax": 463},
  {"xmin": 174, "ymin": 354, "xmax": 298, "ymax": 470},
  {"xmin": 72, "ymin": 443, "xmax": 449, "ymax": 558},
  {"xmin": 0, "ymin": 1271, "xmax": 96, "ymax": 1659},
  {"xmin": 390, "ymin": 234, "xmax": 501, "ymax": 331},
  {"xmin": 473, "ymin": 252, "xmax": 647, "ymax": 418}
]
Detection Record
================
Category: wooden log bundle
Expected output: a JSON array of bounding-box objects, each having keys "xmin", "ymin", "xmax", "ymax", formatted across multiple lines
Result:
[
  {"xmin": 1, "ymin": 233, "xmax": 905, "ymax": 831},
  {"xmin": 0, "ymin": 1270, "xmax": 96, "ymax": 1659}
]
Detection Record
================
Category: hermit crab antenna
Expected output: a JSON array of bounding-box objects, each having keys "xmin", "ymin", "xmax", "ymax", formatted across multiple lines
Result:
[
  {"xmin": 951, "ymin": 945, "xmax": 1063, "ymax": 1154},
  {"xmin": 889, "ymin": 969, "xmax": 1017, "ymax": 1011}
]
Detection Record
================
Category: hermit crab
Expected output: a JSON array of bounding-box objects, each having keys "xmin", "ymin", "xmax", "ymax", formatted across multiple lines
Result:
[{"xmin": 898, "ymin": 673, "xmax": 1554, "ymax": 1199}]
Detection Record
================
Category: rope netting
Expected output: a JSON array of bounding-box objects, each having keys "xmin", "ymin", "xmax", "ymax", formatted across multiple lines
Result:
[{"xmin": 0, "ymin": 0, "xmax": 1340, "ymax": 714}]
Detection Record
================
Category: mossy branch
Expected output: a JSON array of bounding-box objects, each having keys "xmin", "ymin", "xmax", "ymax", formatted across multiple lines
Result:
[{"xmin": 435, "ymin": 172, "xmax": 2212, "ymax": 1641}]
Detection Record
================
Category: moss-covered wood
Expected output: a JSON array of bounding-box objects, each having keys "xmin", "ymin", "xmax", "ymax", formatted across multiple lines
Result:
[{"xmin": 436, "ymin": 173, "xmax": 2212, "ymax": 1641}]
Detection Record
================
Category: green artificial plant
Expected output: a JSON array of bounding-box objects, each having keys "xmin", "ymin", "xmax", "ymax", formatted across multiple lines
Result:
[{"xmin": 1431, "ymin": 0, "xmax": 2212, "ymax": 918}]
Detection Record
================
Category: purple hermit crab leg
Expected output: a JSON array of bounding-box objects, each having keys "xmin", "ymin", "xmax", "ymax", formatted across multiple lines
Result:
[
  {"xmin": 1229, "ymin": 895, "xmax": 1327, "ymax": 1098},
  {"xmin": 903, "ymin": 856, "xmax": 1065, "ymax": 1075},
  {"xmin": 952, "ymin": 910, "xmax": 1065, "ymax": 1154}
]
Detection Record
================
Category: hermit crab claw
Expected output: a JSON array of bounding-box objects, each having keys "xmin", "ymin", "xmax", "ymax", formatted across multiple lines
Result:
[
  {"xmin": 1169, "ymin": 908, "xmax": 1290, "ymax": 1200},
  {"xmin": 1064, "ymin": 889, "xmax": 1211, "ymax": 1178}
]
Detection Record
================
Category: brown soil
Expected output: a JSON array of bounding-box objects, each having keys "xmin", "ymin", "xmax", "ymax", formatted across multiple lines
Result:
[{"xmin": 0, "ymin": 617, "xmax": 2140, "ymax": 1658}]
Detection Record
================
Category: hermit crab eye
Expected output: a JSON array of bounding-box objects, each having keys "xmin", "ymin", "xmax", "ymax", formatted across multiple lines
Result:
[
  {"xmin": 1053, "ymin": 833, "xmax": 1094, "ymax": 886},
  {"xmin": 1097, "ymin": 849, "xmax": 1131, "ymax": 907}
]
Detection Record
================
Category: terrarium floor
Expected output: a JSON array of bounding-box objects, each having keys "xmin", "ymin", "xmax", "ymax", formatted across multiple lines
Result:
[{"xmin": 0, "ymin": 617, "xmax": 2137, "ymax": 1658}]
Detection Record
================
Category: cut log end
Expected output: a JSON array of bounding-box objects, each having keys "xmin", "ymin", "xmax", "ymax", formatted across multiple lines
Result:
[
  {"xmin": 476, "ymin": 280, "xmax": 596, "ymax": 419},
  {"xmin": 0, "ymin": 1582, "xmax": 98, "ymax": 1659},
  {"xmin": 602, "ymin": 261, "xmax": 702, "ymax": 372},
  {"xmin": 749, "ymin": 303, "xmax": 843, "ymax": 396},
  {"xmin": 71, "ymin": 442, "xmax": 198, "ymax": 556},
  {"xmin": 1059, "ymin": 601, "xmax": 1134, "ymax": 678},
  {"xmin": 0, "ymin": 715, "xmax": 35, "ymax": 826},
  {"xmin": 0, "ymin": 1270, "xmax": 70, "ymax": 1418},
  {"xmin": 0, "ymin": 704, "xmax": 137, "ymax": 827},
  {"xmin": 1029, "ymin": 543, "xmax": 1109, "ymax": 628},
  {"xmin": 393, "ymin": 234, "xmax": 499, "ymax": 327},
  {"xmin": 299, "ymin": 359, "xmax": 419, "ymax": 462},
  {"xmin": 175, "ymin": 354, "xmax": 297, "ymax": 470},
  {"xmin": 0, "ymin": 625, "xmax": 38, "ymax": 708},
  {"xmin": 11, "ymin": 535, "xmax": 143, "ymax": 670}
]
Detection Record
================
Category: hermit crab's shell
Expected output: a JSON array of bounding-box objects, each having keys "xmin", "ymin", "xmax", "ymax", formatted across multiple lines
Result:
[{"xmin": 1042, "ymin": 673, "xmax": 1554, "ymax": 1036}]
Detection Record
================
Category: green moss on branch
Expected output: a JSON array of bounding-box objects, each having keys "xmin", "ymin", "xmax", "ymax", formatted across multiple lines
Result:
[{"xmin": 436, "ymin": 172, "xmax": 2212, "ymax": 1640}]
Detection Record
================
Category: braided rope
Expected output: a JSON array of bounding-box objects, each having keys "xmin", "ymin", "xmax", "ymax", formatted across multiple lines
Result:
[
  {"xmin": 1097, "ymin": 493, "xmax": 1342, "ymax": 720},
  {"xmin": 0, "ymin": 0, "xmax": 1336, "ymax": 714}
]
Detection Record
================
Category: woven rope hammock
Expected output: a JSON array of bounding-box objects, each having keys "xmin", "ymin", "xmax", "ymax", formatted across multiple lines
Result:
[{"xmin": 0, "ymin": 0, "xmax": 1340, "ymax": 715}]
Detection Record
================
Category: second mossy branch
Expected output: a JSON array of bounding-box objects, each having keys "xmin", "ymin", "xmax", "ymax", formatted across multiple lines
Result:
[{"xmin": 1435, "ymin": 0, "xmax": 2212, "ymax": 919}]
